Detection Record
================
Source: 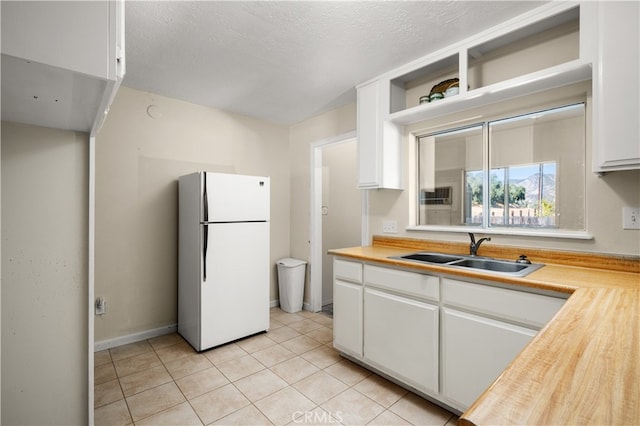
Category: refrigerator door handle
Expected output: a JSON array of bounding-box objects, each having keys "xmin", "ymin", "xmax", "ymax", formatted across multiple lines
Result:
[
  {"xmin": 203, "ymin": 224, "xmax": 208, "ymax": 282},
  {"xmin": 203, "ymin": 172, "xmax": 209, "ymax": 222}
]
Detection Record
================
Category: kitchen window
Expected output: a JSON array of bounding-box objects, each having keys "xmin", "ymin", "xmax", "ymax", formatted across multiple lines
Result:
[{"xmin": 416, "ymin": 103, "xmax": 585, "ymax": 235}]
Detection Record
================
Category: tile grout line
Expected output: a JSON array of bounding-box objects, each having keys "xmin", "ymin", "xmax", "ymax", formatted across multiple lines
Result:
[
  {"xmin": 107, "ymin": 315, "xmax": 322, "ymax": 424},
  {"xmin": 97, "ymin": 309, "xmax": 456, "ymax": 426},
  {"xmin": 148, "ymin": 337, "xmax": 202, "ymax": 425}
]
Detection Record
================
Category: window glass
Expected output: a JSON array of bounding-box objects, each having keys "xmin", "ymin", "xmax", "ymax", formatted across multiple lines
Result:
[
  {"xmin": 417, "ymin": 125, "xmax": 484, "ymax": 226},
  {"xmin": 488, "ymin": 103, "xmax": 585, "ymax": 230},
  {"xmin": 417, "ymin": 103, "xmax": 585, "ymax": 232}
]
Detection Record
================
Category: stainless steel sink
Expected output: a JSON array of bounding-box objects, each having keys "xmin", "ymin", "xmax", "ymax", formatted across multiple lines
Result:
[
  {"xmin": 452, "ymin": 258, "xmax": 530, "ymax": 274},
  {"xmin": 400, "ymin": 253, "xmax": 464, "ymax": 264},
  {"xmin": 391, "ymin": 252, "xmax": 543, "ymax": 277}
]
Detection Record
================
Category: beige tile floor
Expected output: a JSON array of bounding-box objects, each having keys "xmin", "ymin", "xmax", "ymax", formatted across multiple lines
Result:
[{"xmin": 95, "ymin": 307, "xmax": 458, "ymax": 426}]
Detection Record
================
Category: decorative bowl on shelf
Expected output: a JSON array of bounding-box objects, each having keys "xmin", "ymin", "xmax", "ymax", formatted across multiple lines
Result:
[
  {"xmin": 445, "ymin": 86, "xmax": 459, "ymax": 97},
  {"xmin": 430, "ymin": 78, "xmax": 459, "ymax": 93},
  {"xmin": 428, "ymin": 77, "xmax": 459, "ymax": 102}
]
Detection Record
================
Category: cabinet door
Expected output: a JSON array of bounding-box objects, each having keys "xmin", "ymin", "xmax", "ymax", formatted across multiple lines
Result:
[
  {"xmin": 333, "ymin": 279, "xmax": 363, "ymax": 358},
  {"xmin": 593, "ymin": 1, "xmax": 640, "ymax": 171},
  {"xmin": 364, "ymin": 288, "xmax": 439, "ymax": 394},
  {"xmin": 1, "ymin": 1, "xmax": 113, "ymax": 79},
  {"xmin": 357, "ymin": 81, "xmax": 381, "ymax": 188},
  {"xmin": 356, "ymin": 81, "xmax": 402, "ymax": 190},
  {"xmin": 441, "ymin": 308, "xmax": 536, "ymax": 411}
]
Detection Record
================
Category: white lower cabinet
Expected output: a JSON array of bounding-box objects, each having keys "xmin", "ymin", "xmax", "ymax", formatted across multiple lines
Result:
[
  {"xmin": 333, "ymin": 259, "xmax": 364, "ymax": 358},
  {"xmin": 440, "ymin": 277, "xmax": 566, "ymax": 411},
  {"xmin": 331, "ymin": 258, "xmax": 566, "ymax": 413},
  {"xmin": 333, "ymin": 279, "xmax": 363, "ymax": 357},
  {"xmin": 364, "ymin": 288, "xmax": 439, "ymax": 394},
  {"xmin": 441, "ymin": 308, "xmax": 536, "ymax": 411}
]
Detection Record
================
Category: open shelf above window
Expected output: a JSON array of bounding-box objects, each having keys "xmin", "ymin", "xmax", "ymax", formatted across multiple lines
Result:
[
  {"xmin": 390, "ymin": 60, "xmax": 591, "ymax": 126},
  {"xmin": 385, "ymin": 4, "xmax": 585, "ymax": 126},
  {"xmin": 468, "ymin": 6, "xmax": 579, "ymax": 92},
  {"xmin": 390, "ymin": 53, "xmax": 459, "ymax": 114}
]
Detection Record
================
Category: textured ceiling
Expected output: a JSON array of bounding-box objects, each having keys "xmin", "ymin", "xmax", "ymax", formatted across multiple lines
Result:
[{"xmin": 124, "ymin": 1, "xmax": 546, "ymax": 125}]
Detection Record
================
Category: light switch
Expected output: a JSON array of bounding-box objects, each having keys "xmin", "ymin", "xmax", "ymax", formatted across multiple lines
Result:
[{"xmin": 623, "ymin": 207, "xmax": 640, "ymax": 230}]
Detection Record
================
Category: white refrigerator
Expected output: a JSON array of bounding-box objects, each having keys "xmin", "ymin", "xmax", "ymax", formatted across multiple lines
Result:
[{"xmin": 178, "ymin": 171, "xmax": 270, "ymax": 351}]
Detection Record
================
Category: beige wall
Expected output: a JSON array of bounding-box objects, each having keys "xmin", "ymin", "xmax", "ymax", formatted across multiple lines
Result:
[
  {"xmin": 94, "ymin": 87, "xmax": 290, "ymax": 342},
  {"xmin": 1, "ymin": 121, "xmax": 88, "ymax": 424},
  {"xmin": 288, "ymin": 103, "xmax": 357, "ymax": 303}
]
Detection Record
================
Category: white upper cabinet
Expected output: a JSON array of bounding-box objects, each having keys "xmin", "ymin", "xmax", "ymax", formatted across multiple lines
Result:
[
  {"xmin": 2, "ymin": 1, "xmax": 120, "ymax": 80},
  {"xmin": 592, "ymin": 1, "xmax": 640, "ymax": 173},
  {"xmin": 356, "ymin": 1, "xmax": 639, "ymax": 185},
  {"xmin": 1, "ymin": 0, "xmax": 125, "ymax": 134},
  {"xmin": 357, "ymin": 80, "xmax": 402, "ymax": 189}
]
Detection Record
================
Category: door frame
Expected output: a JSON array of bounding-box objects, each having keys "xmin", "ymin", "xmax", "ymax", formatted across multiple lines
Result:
[{"xmin": 309, "ymin": 131, "xmax": 369, "ymax": 312}]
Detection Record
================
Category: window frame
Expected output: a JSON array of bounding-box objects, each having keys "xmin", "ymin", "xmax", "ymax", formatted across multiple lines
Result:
[{"xmin": 408, "ymin": 100, "xmax": 592, "ymax": 240}]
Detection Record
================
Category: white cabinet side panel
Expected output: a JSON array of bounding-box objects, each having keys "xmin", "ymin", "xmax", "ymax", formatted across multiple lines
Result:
[{"xmin": 178, "ymin": 173, "xmax": 203, "ymax": 349}]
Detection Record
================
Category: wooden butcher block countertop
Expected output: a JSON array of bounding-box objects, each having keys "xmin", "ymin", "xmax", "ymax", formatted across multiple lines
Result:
[{"xmin": 329, "ymin": 236, "xmax": 640, "ymax": 425}]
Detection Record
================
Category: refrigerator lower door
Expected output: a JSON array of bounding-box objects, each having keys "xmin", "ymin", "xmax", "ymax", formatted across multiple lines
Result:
[{"xmin": 200, "ymin": 221, "xmax": 269, "ymax": 350}]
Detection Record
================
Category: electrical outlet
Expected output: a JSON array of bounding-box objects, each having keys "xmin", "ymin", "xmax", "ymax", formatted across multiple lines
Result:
[
  {"xmin": 95, "ymin": 297, "xmax": 106, "ymax": 315},
  {"xmin": 382, "ymin": 220, "xmax": 398, "ymax": 234},
  {"xmin": 623, "ymin": 207, "xmax": 640, "ymax": 230}
]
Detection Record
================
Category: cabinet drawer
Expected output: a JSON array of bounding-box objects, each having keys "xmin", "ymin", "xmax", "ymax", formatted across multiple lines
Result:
[
  {"xmin": 334, "ymin": 259, "xmax": 363, "ymax": 283},
  {"xmin": 364, "ymin": 265, "xmax": 439, "ymax": 302},
  {"xmin": 442, "ymin": 278, "xmax": 565, "ymax": 329}
]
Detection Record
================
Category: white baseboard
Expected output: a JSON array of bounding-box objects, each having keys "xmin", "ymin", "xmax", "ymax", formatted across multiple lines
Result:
[
  {"xmin": 94, "ymin": 324, "xmax": 178, "ymax": 352},
  {"xmin": 97, "ymin": 300, "xmax": 313, "ymax": 352}
]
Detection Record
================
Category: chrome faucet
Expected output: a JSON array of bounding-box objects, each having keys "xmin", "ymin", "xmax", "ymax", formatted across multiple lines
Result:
[{"xmin": 469, "ymin": 233, "xmax": 491, "ymax": 256}]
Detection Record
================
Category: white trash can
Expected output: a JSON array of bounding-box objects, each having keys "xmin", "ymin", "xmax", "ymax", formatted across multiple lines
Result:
[{"xmin": 277, "ymin": 258, "xmax": 307, "ymax": 313}]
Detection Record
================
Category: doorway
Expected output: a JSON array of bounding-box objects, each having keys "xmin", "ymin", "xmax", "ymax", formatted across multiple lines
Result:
[{"xmin": 310, "ymin": 132, "xmax": 368, "ymax": 313}]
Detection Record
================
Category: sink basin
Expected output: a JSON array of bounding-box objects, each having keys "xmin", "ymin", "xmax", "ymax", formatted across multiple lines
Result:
[
  {"xmin": 391, "ymin": 252, "xmax": 543, "ymax": 277},
  {"xmin": 452, "ymin": 258, "xmax": 529, "ymax": 273},
  {"xmin": 400, "ymin": 253, "xmax": 463, "ymax": 264}
]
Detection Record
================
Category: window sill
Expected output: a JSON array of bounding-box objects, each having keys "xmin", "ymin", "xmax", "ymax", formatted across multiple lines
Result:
[{"xmin": 406, "ymin": 225, "xmax": 594, "ymax": 240}]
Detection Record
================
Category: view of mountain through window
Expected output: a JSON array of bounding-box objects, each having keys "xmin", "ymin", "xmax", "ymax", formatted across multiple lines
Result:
[{"xmin": 466, "ymin": 162, "xmax": 557, "ymax": 227}]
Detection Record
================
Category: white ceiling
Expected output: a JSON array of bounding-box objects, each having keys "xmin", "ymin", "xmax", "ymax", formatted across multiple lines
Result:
[{"xmin": 123, "ymin": 1, "xmax": 546, "ymax": 125}]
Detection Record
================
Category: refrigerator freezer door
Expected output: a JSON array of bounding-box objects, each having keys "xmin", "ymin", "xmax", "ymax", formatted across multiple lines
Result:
[
  {"xmin": 203, "ymin": 172, "xmax": 270, "ymax": 223},
  {"xmin": 200, "ymin": 221, "xmax": 269, "ymax": 350}
]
